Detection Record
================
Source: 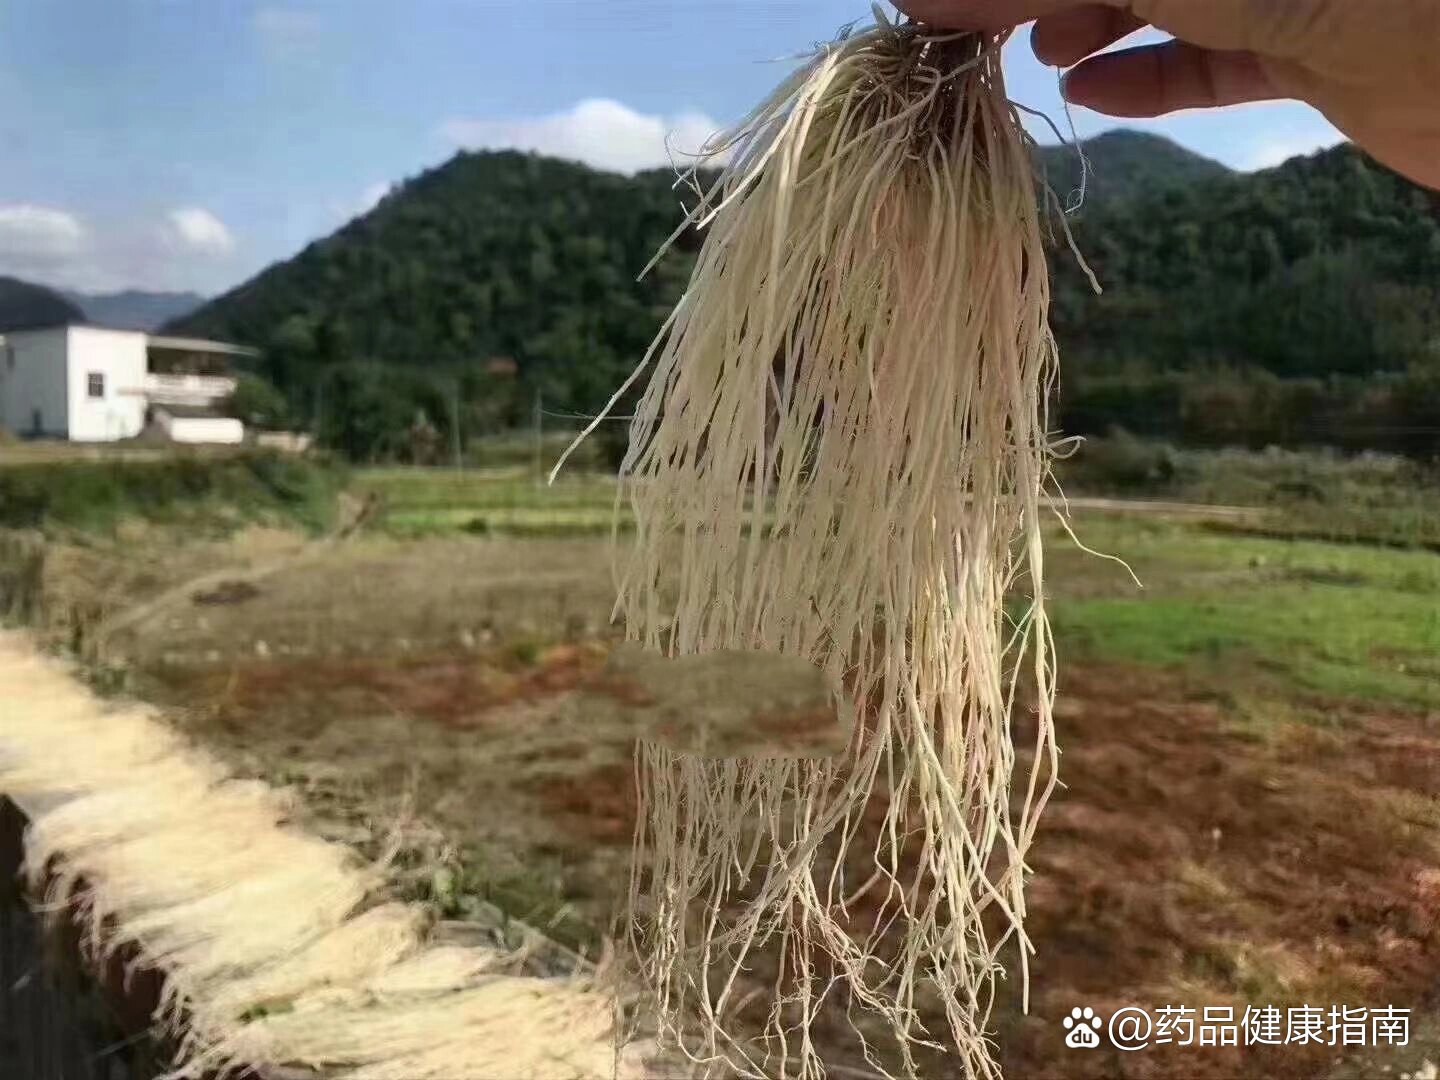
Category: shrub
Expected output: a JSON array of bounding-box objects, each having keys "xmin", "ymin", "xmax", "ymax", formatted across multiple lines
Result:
[{"xmin": 1062, "ymin": 429, "xmax": 1190, "ymax": 493}]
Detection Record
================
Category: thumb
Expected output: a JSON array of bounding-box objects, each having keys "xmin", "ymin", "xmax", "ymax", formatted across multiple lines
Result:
[{"xmin": 1060, "ymin": 40, "xmax": 1290, "ymax": 117}]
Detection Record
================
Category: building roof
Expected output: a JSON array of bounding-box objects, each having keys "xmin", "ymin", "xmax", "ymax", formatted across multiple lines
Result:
[
  {"xmin": 146, "ymin": 334, "xmax": 260, "ymax": 359},
  {"xmin": 0, "ymin": 318, "xmax": 153, "ymax": 334},
  {"xmin": 0, "ymin": 321, "xmax": 77, "ymax": 336},
  {"xmin": 0, "ymin": 322, "xmax": 258, "ymax": 358}
]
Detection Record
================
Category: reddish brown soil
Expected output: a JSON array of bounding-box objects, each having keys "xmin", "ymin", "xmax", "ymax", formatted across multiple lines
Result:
[
  {"xmin": 535, "ymin": 762, "xmax": 636, "ymax": 847},
  {"xmin": 160, "ymin": 642, "xmax": 611, "ymax": 732},
  {"xmin": 148, "ymin": 641, "xmax": 1440, "ymax": 1078},
  {"xmin": 996, "ymin": 668, "xmax": 1440, "ymax": 1079},
  {"xmin": 527, "ymin": 663, "xmax": 1440, "ymax": 1079}
]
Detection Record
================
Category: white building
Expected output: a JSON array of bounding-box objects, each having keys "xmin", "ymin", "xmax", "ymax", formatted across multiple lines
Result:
[{"xmin": 0, "ymin": 324, "xmax": 256, "ymax": 444}]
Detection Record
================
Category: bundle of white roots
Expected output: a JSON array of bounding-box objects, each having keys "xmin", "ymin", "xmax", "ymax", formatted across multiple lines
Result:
[
  {"xmin": 0, "ymin": 632, "xmax": 632, "ymax": 1080},
  {"xmin": 564, "ymin": 12, "xmax": 1073, "ymax": 1079}
]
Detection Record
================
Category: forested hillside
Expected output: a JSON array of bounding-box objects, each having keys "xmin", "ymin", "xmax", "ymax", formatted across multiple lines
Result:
[
  {"xmin": 173, "ymin": 151, "xmax": 704, "ymax": 455},
  {"xmin": 1053, "ymin": 143, "xmax": 1440, "ymax": 455},
  {"xmin": 0, "ymin": 277, "xmax": 84, "ymax": 332},
  {"xmin": 1037, "ymin": 128, "xmax": 1231, "ymax": 207},
  {"xmin": 173, "ymin": 132, "xmax": 1440, "ymax": 461},
  {"xmin": 1055, "ymin": 142, "xmax": 1440, "ymax": 376},
  {"xmin": 0, "ymin": 279, "xmax": 202, "ymax": 333}
]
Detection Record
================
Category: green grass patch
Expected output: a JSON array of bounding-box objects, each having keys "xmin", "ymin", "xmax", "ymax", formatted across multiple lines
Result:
[
  {"xmin": 1051, "ymin": 516, "xmax": 1440, "ymax": 708},
  {"xmin": 409, "ymin": 846, "xmax": 604, "ymax": 958},
  {"xmin": 356, "ymin": 466, "xmax": 621, "ymax": 537},
  {"xmin": 358, "ymin": 468, "xmax": 766, "ymax": 538},
  {"xmin": 354, "ymin": 466, "xmax": 799, "ymax": 538},
  {"xmin": 0, "ymin": 452, "xmax": 344, "ymax": 536}
]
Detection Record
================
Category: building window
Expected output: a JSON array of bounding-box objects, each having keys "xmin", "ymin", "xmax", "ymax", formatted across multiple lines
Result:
[{"xmin": 87, "ymin": 371, "xmax": 105, "ymax": 399}]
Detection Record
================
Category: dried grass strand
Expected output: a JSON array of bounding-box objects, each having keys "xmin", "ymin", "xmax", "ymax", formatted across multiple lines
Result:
[{"xmin": 0, "ymin": 632, "xmax": 637, "ymax": 1080}]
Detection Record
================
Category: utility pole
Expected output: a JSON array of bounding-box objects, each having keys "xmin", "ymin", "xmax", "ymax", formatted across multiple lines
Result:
[
  {"xmin": 449, "ymin": 378, "xmax": 463, "ymax": 470},
  {"xmin": 533, "ymin": 388, "xmax": 543, "ymax": 487}
]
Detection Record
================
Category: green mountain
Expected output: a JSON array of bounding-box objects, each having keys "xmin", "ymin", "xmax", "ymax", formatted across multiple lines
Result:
[
  {"xmin": 0, "ymin": 279, "xmax": 204, "ymax": 333},
  {"xmin": 172, "ymin": 152, "xmax": 702, "ymax": 407},
  {"xmin": 172, "ymin": 132, "xmax": 1440, "ymax": 460},
  {"xmin": 1053, "ymin": 141, "xmax": 1440, "ymax": 377},
  {"xmin": 1037, "ymin": 129, "xmax": 1231, "ymax": 207},
  {"xmin": 170, "ymin": 133, "xmax": 1226, "ymax": 394},
  {"xmin": 1052, "ymin": 140, "xmax": 1440, "ymax": 456},
  {"xmin": 62, "ymin": 289, "xmax": 205, "ymax": 331},
  {"xmin": 0, "ymin": 277, "xmax": 85, "ymax": 332}
]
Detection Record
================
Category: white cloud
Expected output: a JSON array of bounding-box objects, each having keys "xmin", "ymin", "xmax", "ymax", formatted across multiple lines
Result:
[
  {"xmin": 1241, "ymin": 126, "xmax": 1346, "ymax": 171},
  {"xmin": 0, "ymin": 204, "xmax": 244, "ymax": 294},
  {"xmin": 0, "ymin": 204, "xmax": 94, "ymax": 287},
  {"xmin": 356, "ymin": 181, "xmax": 390, "ymax": 215},
  {"xmin": 440, "ymin": 98, "xmax": 725, "ymax": 174},
  {"xmin": 326, "ymin": 182, "xmax": 393, "ymax": 229},
  {"xmin": 0, "ymin": 204, "xmax": 86, "ymax": 261},
  {"xmin": 252, "ymin": 6, "xmax": 322, "ymax": 57},
  {"xmin": 165, "ymin": 207, "xmax": 236, "ymax": 257}
]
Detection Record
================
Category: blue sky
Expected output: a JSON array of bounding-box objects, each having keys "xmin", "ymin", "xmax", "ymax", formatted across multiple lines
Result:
[{"xmin": 0, "ymin": 1, "xmax": 1343, "ymax": 296}]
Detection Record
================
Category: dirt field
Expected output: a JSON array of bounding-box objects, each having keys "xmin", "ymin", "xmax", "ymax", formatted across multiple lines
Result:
[{"xmin": 64, "ymin": 508, "xmax": 1430, "ymax": 1079}]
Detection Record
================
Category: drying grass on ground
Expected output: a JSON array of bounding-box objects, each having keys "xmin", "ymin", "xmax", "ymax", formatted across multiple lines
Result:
[
  {"xmin": 0, "ymin": 523, "xmax": 317, "ymax": 669},
  {"xmin": 0, "ymin": 631, "xmax": 636, "ymax": 1080}
]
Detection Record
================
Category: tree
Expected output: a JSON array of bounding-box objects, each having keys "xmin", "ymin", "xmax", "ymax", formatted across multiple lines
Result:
[
  {"xmin": 316, "ymin": 363, "xmax": 451, "ymax": 462},
  {"xmin": 225, "ymin": 375, "xmax": 291, "ymax": 430}
]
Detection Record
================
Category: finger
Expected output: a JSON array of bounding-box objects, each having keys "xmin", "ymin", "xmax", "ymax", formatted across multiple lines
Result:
[
  {"xmin": 1130, "ymin": 0, "xmax": 1298, "ymax": 55},
  {"xmin": 1061, "ymin": 40, "xmax": 1284, "ymax": 116},
  {"xmin": 1031, "ymin": 5, "xmax": 1148, "ymax": 67},
  {"xmin": 894, "ymin": 0, "xmax": 1125, "ymax": 32},
  {"xmin": 1131, "ymin": 0, "xmax": 1365, "ymax": 61}
]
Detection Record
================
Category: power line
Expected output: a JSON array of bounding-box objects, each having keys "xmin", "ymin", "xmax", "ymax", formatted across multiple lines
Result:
[{"xmin": 539, "ymin": 409, "xmax": 636, "ymax": 422}]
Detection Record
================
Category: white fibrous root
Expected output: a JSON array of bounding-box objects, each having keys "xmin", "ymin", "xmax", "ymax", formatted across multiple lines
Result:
[{"xmin": 561, "ymin": 12, "xmax": 1069, "ymax": 1079}]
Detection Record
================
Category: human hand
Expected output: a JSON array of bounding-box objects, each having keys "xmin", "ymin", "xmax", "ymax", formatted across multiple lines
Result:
[{"xmin": 893, "ymin": 0, "xmax": 1440, "ymax": 190}]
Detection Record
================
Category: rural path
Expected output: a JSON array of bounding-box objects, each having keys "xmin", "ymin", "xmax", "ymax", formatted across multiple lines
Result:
[
  {"xmin": 1056, "ymin": 496, "xmax": 1258, "ymax": 520},
  {"xmin": 95, "ymin": 491, "xmax": 380, "ymax": 652},
  {"xmin": 96, "ymin": 539, "xmax": 339, "ymax": 648}
]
